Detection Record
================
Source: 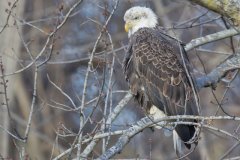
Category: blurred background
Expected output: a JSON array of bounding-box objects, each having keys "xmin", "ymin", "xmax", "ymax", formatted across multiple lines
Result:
[{"xmin": 0, "ymin": 0, "xmax": 240, "ymax": 159}]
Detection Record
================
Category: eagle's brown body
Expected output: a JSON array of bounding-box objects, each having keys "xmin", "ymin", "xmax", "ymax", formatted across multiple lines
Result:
[{"xmin": 123, "ymin": 28, "xmax": 198, "ymax": 148}]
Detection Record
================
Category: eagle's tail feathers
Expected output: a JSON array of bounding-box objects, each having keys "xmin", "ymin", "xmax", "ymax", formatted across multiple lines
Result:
[
  {"xmin": 173, "ymin": 130, "xmax": 183, "ymax": 157},
  {"xmin": 173, "ymin": 125, "xmax": 199, "ymax": 157}
]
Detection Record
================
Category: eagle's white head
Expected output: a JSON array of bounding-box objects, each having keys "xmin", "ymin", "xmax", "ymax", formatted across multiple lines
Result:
[{"xmin": 124, "ymin": 6, "xmax": 158, "ymax": 37}]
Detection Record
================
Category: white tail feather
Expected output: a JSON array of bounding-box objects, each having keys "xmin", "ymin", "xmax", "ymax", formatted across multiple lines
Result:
[{"xmin": 173, "ymin": 130, "xmax": 183, "ymax": 157}]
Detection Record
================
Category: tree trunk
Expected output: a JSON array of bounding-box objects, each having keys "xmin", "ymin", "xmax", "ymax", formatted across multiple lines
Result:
[{"xmin": 0, "ymin": 0, "xmax": 26, "ymax": 157}]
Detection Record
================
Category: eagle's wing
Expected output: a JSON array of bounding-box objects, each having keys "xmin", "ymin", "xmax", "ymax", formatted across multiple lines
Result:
[
  {"xmin": 133, "ymin": 29, "xmax": 197, "ymax": 116},
  {"xmin": 131, "ymin": 29, "xmax": 198, "ymax": 146}
]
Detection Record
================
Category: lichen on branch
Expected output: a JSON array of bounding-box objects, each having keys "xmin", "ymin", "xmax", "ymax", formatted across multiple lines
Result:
[{"xmin": 190, "ymin": 0, "xmax": 240, "ymax": 26}]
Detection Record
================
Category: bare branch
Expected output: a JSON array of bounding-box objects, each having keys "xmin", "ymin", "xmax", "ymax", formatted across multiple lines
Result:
[
  {"xmin": 81, "ymin": 91, "xmax": 133, "ymax": 158},
  {"xmin": 223, "ymin": 156, "xmax": 240, "ymax": 160},
  {"xmin": 23, "ymin": 66, "xmax": 38, "ymax": 141},
  {"xmin": 0, "ymin": 0, "xmax": 83, "ymax": 77},
  {"xmin": 196, "ymin": 53, "xmax": 240, "ymax": 89},
  {"xmin": 185, "ymin": 28, "xmax": 240, "ymax": 51},
  {"xmin": 47, "ymin": 74, "xmax": 77, "ymax": 109},
  {"xmin": 52, "ymin": 91, "xmax": 132, "ymax": 160},
  {"xmin": 183, "ymin": 26, "xmax": 240, "ymax": 90},
  {"xmin": 76, "ymin": 1, "xmax": 119, "ymax": 157},
  {"xmin": 97, "ymin": 115, "xmax": 240, "ymax": 159},
  {"xmin": 0, "ymin": 0, "xmax": 19, "ymax": 34}
]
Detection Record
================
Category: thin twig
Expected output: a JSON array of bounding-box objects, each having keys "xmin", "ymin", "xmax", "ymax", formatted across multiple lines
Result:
[
  {"xmin": 0, "ymin": 0, "xmax": 19, "ymax": 34},
  {"xmin": 71, "ymin": 1, "xmax": 119, "ymax": 158},
  {"xmin": 47, "ymin": 74, "xmax": 77, "ymax": 109},
  {"xmin": 102, "ymin": 23, "xmax": 116, "ymax": 153},
  {"xmin": 23, "ymin": 66, "xmax": 38, "ymax": 141},
  {"xmin": 0, "ymin": 0, "xmax": 83, "ymax": 77},
  {"xmin": 52, "ymin": 91, "xmax": 132, "ymax": 160}
]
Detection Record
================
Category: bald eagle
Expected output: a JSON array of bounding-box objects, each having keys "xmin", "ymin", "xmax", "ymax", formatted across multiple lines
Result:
[{"xmin": 123, "ymin": 6, "xmax": 199, "ymax": 154}]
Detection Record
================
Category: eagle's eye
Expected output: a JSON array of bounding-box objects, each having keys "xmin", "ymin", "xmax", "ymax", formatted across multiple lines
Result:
[{"xmin": 133, "ymin": 16, "xmax": 140, "ymax": 20}]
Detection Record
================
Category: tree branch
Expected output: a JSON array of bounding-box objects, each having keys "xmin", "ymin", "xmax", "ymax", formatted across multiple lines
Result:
[
  {"xmin": 52, "ymin": 91, "xmax": 133, "ymax": 160},
  {"xmin": 184, "ymin": 28, "xmax": 240, "ymax": 51},
  {"xmin": 183, "ymin": 28, "xmax": 240, "ymax": 89},
  {"xmin": 80, "ymin": 91, "xmax": 132, "ymax": 157},
  {"xmin": 97, "ymin": 115, "xmax": 240, "ymax": 159},
  {"xmin": 185, "ymin": 1, "xmax": 240, "ymax": 90},
  {"xmin": 189, "ymin": 0, "xmax": 240, "ymax": 26},
  {"xmin": 0, "ymin": 0, "xmax": 83, "ymax": 77},
  {"xmin": 196, "ymin": 53, "xmax": 240, "ymax": 89}
]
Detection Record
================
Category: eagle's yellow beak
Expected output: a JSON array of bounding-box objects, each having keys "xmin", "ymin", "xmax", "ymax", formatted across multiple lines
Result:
[{"xmin": 124, "ymin": 22, "xmax": 132, "ymax": 32}]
